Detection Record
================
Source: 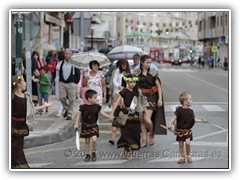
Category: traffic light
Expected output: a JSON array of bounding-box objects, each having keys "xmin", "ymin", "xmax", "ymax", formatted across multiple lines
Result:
[{"xmin": 189, "ymin": 48, "xmax": 193, "ymax": 54}]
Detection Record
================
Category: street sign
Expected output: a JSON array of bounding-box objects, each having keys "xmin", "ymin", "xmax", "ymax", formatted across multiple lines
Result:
[
  {"xmin": 212, "ymin": 46, "xmax": 218, "ymax": 53},
  {"xmin": 103, "ymin": 31, "xmax": 111, "ymax": 40}
]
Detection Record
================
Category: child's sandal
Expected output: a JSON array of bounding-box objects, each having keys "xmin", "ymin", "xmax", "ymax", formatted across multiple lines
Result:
[
  {"xmin": 187, "ymin": 155, "xmax": 193, "ymax": 163},
  {"xmin": 177, "ymin": 157, "xmax": 185, "ymax": 164}
]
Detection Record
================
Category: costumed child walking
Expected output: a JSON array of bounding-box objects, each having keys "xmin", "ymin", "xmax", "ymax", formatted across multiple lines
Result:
[
  {"xmin": 109, "ymin": 74, "xmax": 148, "ymax": 160},
  {"xmin": 168, "ymin": 92, "xmax": 208, "ymax": 164},
  {"xmin": 74, "ymin": 89, "xmax": 112, "ymax": 162},
  {"xmin": 11, "ymin": 75, "xmax": 52, "ymax": 168}
]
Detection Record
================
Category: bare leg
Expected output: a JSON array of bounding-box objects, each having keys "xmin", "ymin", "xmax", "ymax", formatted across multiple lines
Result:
[
  {"xmin": 140, "ymin": 116, "xmax": 147, "ymax": 147},
  {"xmin": 129, "ymin": 149, "xmax": 134, "ymax": 160},
  {"xmin": 185, "ymin": 138, "xmax": 192, "ymax": 163},
  {"xmin": 178, "ymin": 141, "xmax": 185, "ymax": 164},
  {"xmin": 111, "ymin": 127, "xmax": 118, "ymax": 141},
  {"xmin": 85, "ymin": 138, "xmax": 90, "ymax": 155},
  {"xmin": 91, "ymin": 136, "xmax": 97, "ymax": 152},
  {"xmin": 144, "ymin": 110, "xmax": 154, "ymax": 145}
]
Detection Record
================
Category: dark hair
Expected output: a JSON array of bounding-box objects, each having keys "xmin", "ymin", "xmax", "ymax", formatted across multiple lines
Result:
[
  {"xmin": 140, "ymin": 55, "xmax": 151, "ymax": 69},
  {"xmin": 31, "ymin": 51, "xmax": 40, "ymax": 61},
  {"xmin": 133, "ymin": 53, "xmax": 140, "ymax": 59},
  {"xmin": 58, "ymin": 51, "xmax": 65, "ymax": 61},
  {"xmin": 118, "ymin": 59, "xmax": 131, "ymax": 74},
  {"xmin": 89, "ymin": 60, "xmax": 100, "ymax": 70},
  {"xmin": 125, "ymin": 73, "xmax": 137, "ymax": 79},
  {"xmin": 85, "ymin": 89, "xmax": 98, "ymax": 100}
]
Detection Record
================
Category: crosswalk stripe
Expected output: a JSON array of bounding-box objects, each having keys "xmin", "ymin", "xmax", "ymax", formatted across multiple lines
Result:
[
  {"xmin": 148, "ymin": 157, "xmax": 204, "ymax": 162},
  {"xmin": 202, "ymin": 105, "xmax": 225, "ymax": 112},
  {"xmin": 29, "ymin": 162, "xmax": 53, "ymax": 168},
  {"xmin": 102, "ymin": 105, "xmax": 227, "ymax": 113},
  {"xmin": 73, "ymin": 160, "xmax": 128, "ymax": 166}
]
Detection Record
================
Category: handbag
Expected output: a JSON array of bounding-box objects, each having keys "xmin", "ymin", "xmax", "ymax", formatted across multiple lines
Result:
[{"xmin": 113, "ymin": 106, "xmax": 128, "ymax": 126}]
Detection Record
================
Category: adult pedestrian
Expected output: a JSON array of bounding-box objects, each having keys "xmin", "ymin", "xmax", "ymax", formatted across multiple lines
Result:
[
  {"xmin": 31, "ymin": 51, "xmax": 45, "ymax": 105},
  {"xmin": 59, "ymin": 49, "xmax": 80, "ymax": 120},
  {"xmin": 131, "ymin": 53, "xmax": 158, "ymax": 71},
  {"xmin": 134, "ymin": 55, "xmax": 166, "ymax": 147},
  {"xmin": 55, "ymin": 51, "xmax": 64, "ymax": 117},
  {"xmin": 82, "ymin": 60, "xmax": 107, "ymax": 106}
]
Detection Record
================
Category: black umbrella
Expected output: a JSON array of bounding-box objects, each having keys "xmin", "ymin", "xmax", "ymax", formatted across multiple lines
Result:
[{"xmin": 98, "ymin": 46, "xmax": 113, "ymax": 55}]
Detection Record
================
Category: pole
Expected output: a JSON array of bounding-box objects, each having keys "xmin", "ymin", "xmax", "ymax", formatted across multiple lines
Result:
[
  {"xmin": 24, "ymin": 15, "xmax": 32, "ymax": 95},
  {"xmin": 91, "ymin": 28, "xmax": 93, "ymax": 50},
  {"xmin": 80, "ymin": 11, "xmax": 84, "ymax": 51},
  {"xmin": 15, "ymin": 13, "xmax": 23, "ymax": 75}
]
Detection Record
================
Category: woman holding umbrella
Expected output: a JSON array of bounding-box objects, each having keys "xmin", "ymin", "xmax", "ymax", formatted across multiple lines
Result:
[
  {"xmin": 82, "ymin": 60, "xmax": 107, "ymax": 106},
  {"xmin": 134, "ymin": 55, "xmax": 166, "ymax": 147}
]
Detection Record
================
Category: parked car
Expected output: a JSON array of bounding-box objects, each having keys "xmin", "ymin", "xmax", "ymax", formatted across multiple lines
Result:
[
  {"xmin": 158, "ymin": 58, "xmax": 172, "ymax": 64},
  {"xmin": 171, "ymin": 58, "xmax": 182, "ymax": 66}
]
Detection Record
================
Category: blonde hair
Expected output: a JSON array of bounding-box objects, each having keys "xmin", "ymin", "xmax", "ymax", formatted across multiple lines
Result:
[{"xmin": 179, "ymin": 92, "xmax": 191, "ymax": 105}]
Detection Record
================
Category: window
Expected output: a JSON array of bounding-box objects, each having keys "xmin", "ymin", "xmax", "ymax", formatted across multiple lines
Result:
[{"xmin": 225, "ymin": 14, "xmax": 228, "ymax": 25}]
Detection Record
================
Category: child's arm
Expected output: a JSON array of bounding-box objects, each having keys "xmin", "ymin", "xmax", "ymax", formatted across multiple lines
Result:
[
  {"xmin": 74, "ymin": 112, "xmax": 82, "ymax": 129},
  {"xmin": 99, "ymin": 110, "xmax": 113, "ymax": 121},
  {"xmin": 195, "ymin": 118, "xmax": 208, "ymax": 123},
  {"xmin": 168, "ymin": 115, "xmax": 177, "ymax": 129},
  {"xmin": 109, "ymin": 94, "xmax": 122, "ymax": 120},
  {"xmin": 35, "ymin": 102, "xmax": 52, "ymax": 111}
]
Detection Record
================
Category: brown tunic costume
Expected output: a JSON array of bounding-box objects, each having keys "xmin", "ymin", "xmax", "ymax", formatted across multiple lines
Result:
[
  {"xmin": 117, "ymin": 88, "xmax": 141, "ymax": 150},
  {"xmin": 79, "ymin": 104, "xmax": 101, "ymax": 138},
  {"xmin": 134, "ymin": 68, "xmax": 167, "ymax": 135},
  {"xmin": 174, "ymin": 107, "xmax": 195, "ymax": 141},
  {"xmin": 12, "ymin": 95, "xmax": 30, "ymax": 169}
]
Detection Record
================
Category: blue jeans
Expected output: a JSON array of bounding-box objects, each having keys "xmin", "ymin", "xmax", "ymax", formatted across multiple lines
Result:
[{"xmin": 40, "ymin": 93, "xmax": 49, "ymax": 103}]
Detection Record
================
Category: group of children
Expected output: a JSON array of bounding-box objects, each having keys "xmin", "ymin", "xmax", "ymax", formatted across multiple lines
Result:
[{"xmin": 74, "ymin": 73, "xmax": 208, "ymax": 164}]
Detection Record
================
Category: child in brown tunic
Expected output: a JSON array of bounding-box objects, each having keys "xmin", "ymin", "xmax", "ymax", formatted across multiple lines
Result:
[
  {"xmin": 109, "ymin": 74, "xmax": 146, "ymax": 160},
  {"xmin": 74, "ymin": 89, "xmax": 112, "ymax": 162},
  {"xmin": 168, "ymin": 92, "xmax": 208, "ymax": 164},
  {"xmin": 11, "ymin": 75, "xmax": 52, "ymax": 169}
]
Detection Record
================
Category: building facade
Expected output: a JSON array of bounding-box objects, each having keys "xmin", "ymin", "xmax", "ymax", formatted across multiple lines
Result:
[{"xmin": 198, "ymin": 11, "xmax": 229, "ymax": 63}]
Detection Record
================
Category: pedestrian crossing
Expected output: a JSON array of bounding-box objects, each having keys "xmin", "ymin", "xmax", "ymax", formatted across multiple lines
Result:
[
  {"xmin": 159, "ymin": 68, "xmax": 196, "ymax": 72},
  {"xmin": 101, "ymin": 103, "xmax": 228, "ymax": 113}
]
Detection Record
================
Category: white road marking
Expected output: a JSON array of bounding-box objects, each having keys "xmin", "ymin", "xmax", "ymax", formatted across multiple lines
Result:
[
  {"xmin": 73, "ymin": 160, "xmax": 128, "ymax": 166},
  {"xmin": 189, "ymin": 141, "xmax": 228, "ymax": 147},
  {"xmin": 148, "ymin": 157, "xmax": 204, "ymax": 162},
  {"xmin": 203, "ymin": 105, "xmax": 225, "ymax": 112},
  {"xmin": 29, "ymin": 163, "xmax": 53, "ymax": 168},
  {"xmin": 186, "ymin": 74, "xmax": 228, "ymax": 93}
]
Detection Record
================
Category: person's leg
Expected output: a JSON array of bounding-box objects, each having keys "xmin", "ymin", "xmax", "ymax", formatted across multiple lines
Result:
[
  {"xmin": 59, "ymin": 82, "xmax": 68, "ymax": 115},
  {"xmin": 84, "ymin": 138, "xmax": 91, "ymax": 162},
  {"xmin": 178, "ymin": 141, "xmax": 185, "ymax": 164},
  {"xmin": 129, "ymin": 149, "xmax": 134, "ymax": 160},
  {"xmin": 91, "ymin": 136, "xmax": 97, "ymax": 161},
  {"xmin": 66, "ymin": 83, "xmax": 76, "ymax": 119},
  {"xmin": 109, "ymin": 127, "xmax": 117, "ymax": 145},
  {"xmin": 140, "ymin": 115, "xmax": 147, "ymax": 147},
  {"xmin": 185, "ymin": 138, "xmax": 192, "ymax": 163},
  {"xmin": 144, "ymin": 110, "xmax": 154, "ymax": 145}
]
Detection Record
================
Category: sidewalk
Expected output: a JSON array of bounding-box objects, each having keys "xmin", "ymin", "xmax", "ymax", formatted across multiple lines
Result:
[{"xmin": 24, "ymin": 95, "xmax": 83, "ymax": 148}]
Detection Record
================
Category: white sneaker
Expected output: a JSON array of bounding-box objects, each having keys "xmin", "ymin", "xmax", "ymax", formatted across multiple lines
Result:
[{"xmin": 56, "ymin": 112, "xmax": 62, "ymax": 117}]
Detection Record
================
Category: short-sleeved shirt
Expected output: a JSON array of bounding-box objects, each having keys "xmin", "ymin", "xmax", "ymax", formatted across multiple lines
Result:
[
  {"xmin": 39, "ymin": 74, "xmax": 51, "ymax": 93},
  {"xmin": 119, "ymin": 88, "xmax": 135, "ymax": 107},
  {"xmin": 174, "ymin": 107, "xmax": 195, "ymax": 129},
  {"xmin": 79, "ymin": 104, "xmax": 101, "ymax": 124}
]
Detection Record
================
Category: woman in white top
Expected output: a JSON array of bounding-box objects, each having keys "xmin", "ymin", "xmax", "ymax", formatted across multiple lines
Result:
[{"xmin": 55, "ymin": 51, "xmax": 64, "ymax": 117}]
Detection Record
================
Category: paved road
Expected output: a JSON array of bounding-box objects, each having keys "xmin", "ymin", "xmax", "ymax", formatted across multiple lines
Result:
[{"xmin": 24, "ymin": 64, "xmax": 229, "ymax": 169}]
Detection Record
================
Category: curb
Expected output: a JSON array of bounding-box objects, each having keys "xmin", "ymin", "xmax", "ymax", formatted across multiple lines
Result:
[{"xmin": 24, "ymin": 114, "xmax": 77, "ymax": 149}]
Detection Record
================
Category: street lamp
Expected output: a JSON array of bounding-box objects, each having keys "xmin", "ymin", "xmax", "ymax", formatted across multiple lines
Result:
[{"xmin": 91, "ymin": 27, "xmax": 94, "ymax": 51}]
